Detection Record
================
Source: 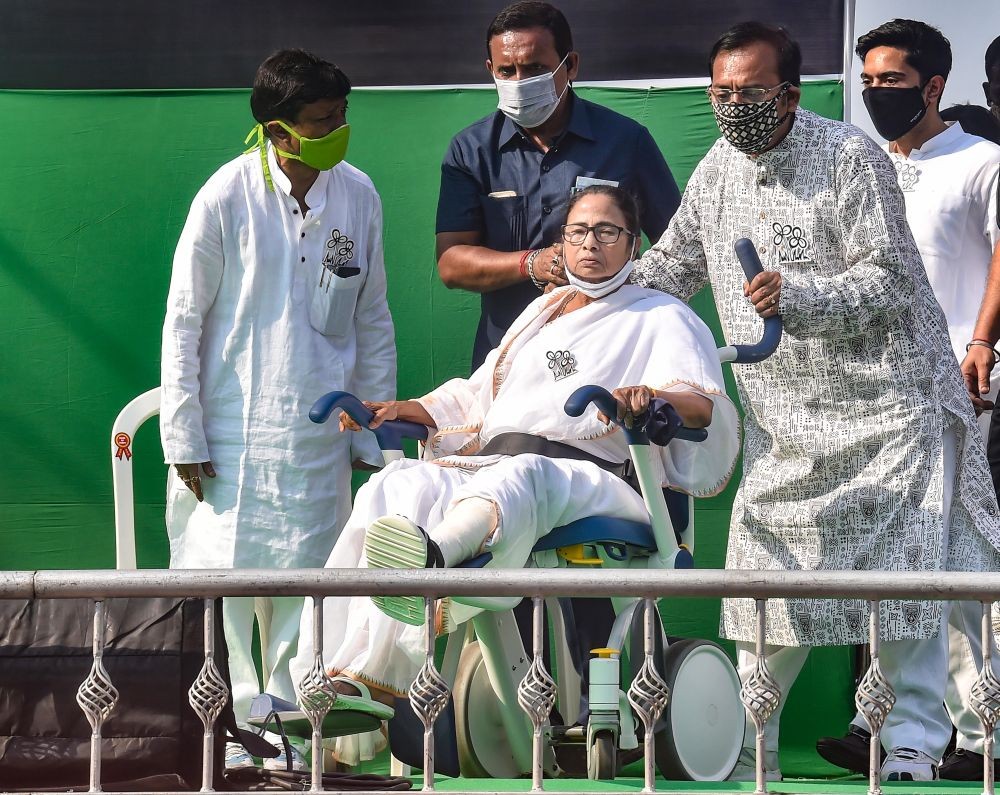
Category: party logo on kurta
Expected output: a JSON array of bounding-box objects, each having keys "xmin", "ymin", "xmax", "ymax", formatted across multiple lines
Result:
[
  {"xmin": 320, "ymin": 228, "xmax": 357, "ymax": 289},
  {"xmin": 771, "ymin": 222, "xmax": 813, "ymax": 264},
  {"xmin": 547, "ymin": 350, "xmax": 578, "ymax": 381},
  {"xmin": 893, "ymin": 160, "xmax": 921, "ymax": 191}
]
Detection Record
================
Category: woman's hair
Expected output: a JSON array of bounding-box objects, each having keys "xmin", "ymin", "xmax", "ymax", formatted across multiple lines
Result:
[{"xmin": 565, "ymin": 184, "xmax": 640, "ymax": 235}]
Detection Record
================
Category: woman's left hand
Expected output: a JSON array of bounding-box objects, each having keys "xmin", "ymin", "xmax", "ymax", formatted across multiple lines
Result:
[
  {"xmin": 745, "ymin": 271, "xmax": 782, "ymax": 318},
  {"xmin": 599, "ymin": 385, "xmax": 655, "ymax": 428}
]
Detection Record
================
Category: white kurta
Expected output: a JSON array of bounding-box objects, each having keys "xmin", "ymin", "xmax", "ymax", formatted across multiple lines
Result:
[
  {"xmin": 161, "ymin": 145, "xmax": 396, "ymax": 570},
  {"xmin": 888, "ymin": 121, "xmax": 1000, "ymax": 438},
  {"xmin": 290, "ymin": 285, "xmax": 740, "ymax": 701},
  {"xmin": 633, "ymin": 109, "xmax": 1000, "ymax": 647}
]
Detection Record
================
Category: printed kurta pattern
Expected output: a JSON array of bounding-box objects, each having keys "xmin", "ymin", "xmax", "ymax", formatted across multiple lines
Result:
[{"xmin": 633, "ymin": 110, "xmax": 1000, "ymax": 646}]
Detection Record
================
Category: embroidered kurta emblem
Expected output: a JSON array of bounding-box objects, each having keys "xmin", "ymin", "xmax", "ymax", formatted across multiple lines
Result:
[
  {"xmin": 320, "ymin": 228, "xmax": 357, "ymax": 289},
  {"xmin": 893, "ymin": 159, "xmax": 921, "ymax": 191},
  {"xmin": 546, "ymin": 350, "xmax": 577, "ymax": 381},
  {"xmin": 771, "ymin": 222, "xmax": 813, "ymax": 263}
]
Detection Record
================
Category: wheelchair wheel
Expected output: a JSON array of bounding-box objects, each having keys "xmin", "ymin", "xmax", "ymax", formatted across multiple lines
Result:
[
  {"xmin": 453, "ymin": 641, "xmax": 521, "ymax": 778},
  {"xmin": 654, "ymin": 638, "xmax": 745, "ymax": 781},
  {"xmin": 587, "ymin": 730, "xmax": 617, "ymax": 780}
]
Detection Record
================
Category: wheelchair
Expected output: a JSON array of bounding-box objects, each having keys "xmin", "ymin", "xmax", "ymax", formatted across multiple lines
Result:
[{"xmin": 308, "ymin": 239, "xmax": 781, "ymax": 782}]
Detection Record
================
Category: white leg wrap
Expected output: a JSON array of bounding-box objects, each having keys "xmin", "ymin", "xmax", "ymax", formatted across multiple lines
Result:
[{"xmin": 432, "ymin": 497, "xmax": 499, "ymax": 567}]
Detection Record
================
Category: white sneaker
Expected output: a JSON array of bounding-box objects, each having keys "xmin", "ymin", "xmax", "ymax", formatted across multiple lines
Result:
[
  {"xmin": 264, "ymin": 744, "xmax": 308, "ymax": 772},
  {"xmin": 881, "ymin": 747, "xmax": 939, "ymax": 782},
  {"xmin": 728, "ymin": 747, "xmax": 782, "ymax": 781},
  {"xmin": 225, "ymin": 741, "xmax": 256, "ymax": 770}
]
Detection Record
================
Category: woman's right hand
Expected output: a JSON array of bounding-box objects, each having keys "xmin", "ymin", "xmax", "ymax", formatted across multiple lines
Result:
[{"xmin": 338, "ymin": 401, "xmax": 398, "ymax": 432}]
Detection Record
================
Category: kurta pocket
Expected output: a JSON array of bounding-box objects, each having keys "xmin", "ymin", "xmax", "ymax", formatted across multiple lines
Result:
[{"xmin": 309, "ymin": 271, "xmax": 362, "ymax": 336}]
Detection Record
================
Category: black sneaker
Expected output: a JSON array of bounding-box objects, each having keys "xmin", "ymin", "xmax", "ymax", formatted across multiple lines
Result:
[
  {"xmin": 816, "ymin": 725, "xmax": 885, "ymax": 774},
  {"xmin": 940, "ymin": 749, "xmax": 996, "ymax": 781}
]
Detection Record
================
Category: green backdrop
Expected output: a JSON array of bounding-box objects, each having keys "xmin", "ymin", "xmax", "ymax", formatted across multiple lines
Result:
[{"xmin": 0, "ymin": 82, "xmax": 853, "ymax": 774}]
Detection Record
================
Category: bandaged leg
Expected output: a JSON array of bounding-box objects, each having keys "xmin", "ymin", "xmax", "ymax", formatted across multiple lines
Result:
[{"xmin": 433, "ymin": 496, "xmax": 499, "ymax": 566}]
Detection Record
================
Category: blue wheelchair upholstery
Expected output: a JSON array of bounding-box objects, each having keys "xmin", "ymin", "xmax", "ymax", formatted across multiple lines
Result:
[{"xmin": 456, "ymin": 487, "xmax": 692, "ymax": 570}]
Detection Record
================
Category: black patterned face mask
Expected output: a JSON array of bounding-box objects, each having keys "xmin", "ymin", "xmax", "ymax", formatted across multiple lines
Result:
[{"xmin": 712, "ymin": 86, "xmax": 790, "ymax": 154}]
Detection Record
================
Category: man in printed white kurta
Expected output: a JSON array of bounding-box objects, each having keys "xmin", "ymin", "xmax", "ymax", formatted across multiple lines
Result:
[
  {"xmin": 161, "ymin": 52, "xmax": 395, "ymax": 734},
  {"xmin": 290, "ymin": 283, "xmax": 740, "ymax": 763},
  {"xmin": 632, "ymin": 22, "xmax": 1000, "ymax": 779}
]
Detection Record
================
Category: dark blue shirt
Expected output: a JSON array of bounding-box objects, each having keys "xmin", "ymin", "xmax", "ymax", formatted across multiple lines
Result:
[{"xmin": 436, "ymin": 92, "xmax": 681, "ymax": 368}]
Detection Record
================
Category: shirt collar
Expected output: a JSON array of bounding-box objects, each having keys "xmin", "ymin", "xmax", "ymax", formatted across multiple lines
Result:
[
  {"xmin": 497, "ymin": 90, "xmax": 594, "ymax": 150},
  {"xmin": 905, "ymin": 121, "xmax": 962, "ymax": 160},
  {"xmin": 265, "ymin": 142, "xmax": 330, "ymax": 211}
]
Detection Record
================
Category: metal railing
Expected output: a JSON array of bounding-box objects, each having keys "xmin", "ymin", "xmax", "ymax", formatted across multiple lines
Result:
[{"xmin": 3, "ymin": 567, "xmax": 1000, "ymax": 795}]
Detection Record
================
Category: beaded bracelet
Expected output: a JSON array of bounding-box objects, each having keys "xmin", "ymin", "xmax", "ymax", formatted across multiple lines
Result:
[
  {"xmin": 526, "ymin": 249, "xmax": 546, "ymax": 291},
  {"xmin": 967, "ymin": 339, "xmax": 1000, "ymax": 363}
]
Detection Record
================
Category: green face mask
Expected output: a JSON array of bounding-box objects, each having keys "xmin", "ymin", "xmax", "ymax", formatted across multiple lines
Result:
[{"xmin": 244, "ymin": 121, "xmax": 350, "ymax": 191}]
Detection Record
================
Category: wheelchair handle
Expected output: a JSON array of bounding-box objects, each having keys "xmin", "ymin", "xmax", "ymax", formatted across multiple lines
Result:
[
  {"xmin": 732, "ymin": 238, "xmax": 782, "ymax": 364},
  {"xmin": 309, "ymin": 390, "xmax": 428, "ymax": 450},
  {"xmin": 564, "ymin": 385, "xmax": 708, "ymax": 445}
]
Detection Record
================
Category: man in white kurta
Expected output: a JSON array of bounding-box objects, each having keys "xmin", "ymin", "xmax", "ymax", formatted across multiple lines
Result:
[
  {"xmin": 631, "ymin": 23, "xmax": 1000, "ymax": 780},
  {"xmin": 161, "ymin": 94, "xmax": 395, "ymax": 732},
  {"xmin": 290, "ymin": 283, "xmax": 740, "ymax": 763}
]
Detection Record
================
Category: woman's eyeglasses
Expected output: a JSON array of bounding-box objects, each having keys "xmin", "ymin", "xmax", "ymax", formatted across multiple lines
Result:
[{"xmin": 561, "ymin": 223, "xmax": 636, "ymax": 245}]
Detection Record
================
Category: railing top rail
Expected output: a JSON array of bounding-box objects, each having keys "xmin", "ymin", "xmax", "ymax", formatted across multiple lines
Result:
[{"xmin": 3, "ymin": 568, "xmax": 1000, "ymax": 602}]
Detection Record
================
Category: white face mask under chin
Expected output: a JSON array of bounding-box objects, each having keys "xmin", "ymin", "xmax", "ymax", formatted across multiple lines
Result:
[
  {"xmin": 494, "ymin": 54, "xmax": 570, "ymax": 129},
  {"xmin": 565, "ymin": 259, "xmax": 634, "ymax": 299}
]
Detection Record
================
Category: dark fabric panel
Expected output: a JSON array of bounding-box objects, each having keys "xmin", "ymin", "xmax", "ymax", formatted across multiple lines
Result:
[{"xmin": 2, "ymin": 0, "xmax": 842, "ymax": 89}]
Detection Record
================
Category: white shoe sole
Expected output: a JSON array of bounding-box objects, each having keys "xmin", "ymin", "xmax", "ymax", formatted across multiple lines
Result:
[{"xmin": 364, "ymin": 515, "xmax": 453, "ymax": 631}]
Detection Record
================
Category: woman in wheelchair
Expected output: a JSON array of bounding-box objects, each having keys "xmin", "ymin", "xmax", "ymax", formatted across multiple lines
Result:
[{"xmin": 291, "ymin": 185, "xmax": 740, "ymax": 762}]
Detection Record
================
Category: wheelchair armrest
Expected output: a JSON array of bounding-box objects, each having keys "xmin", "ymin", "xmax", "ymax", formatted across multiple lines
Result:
[{"xmin": 310, "ymin": 390, "xmax": 429, "ymax": 451}]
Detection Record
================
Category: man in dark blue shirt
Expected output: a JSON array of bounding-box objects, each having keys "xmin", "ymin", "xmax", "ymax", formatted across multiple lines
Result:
[{"xmin": 436, "ymin": 0, "xmax": 681, "ymax": 368}]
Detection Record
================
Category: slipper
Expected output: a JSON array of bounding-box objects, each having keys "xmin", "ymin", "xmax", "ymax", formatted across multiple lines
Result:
[
  {"xmin": 248, "ymin": 690, "xmax": 393, "ymax": 741},
  {"xmin": 364, "ymin": 514, "xmax": 454, "ymax": 632}
]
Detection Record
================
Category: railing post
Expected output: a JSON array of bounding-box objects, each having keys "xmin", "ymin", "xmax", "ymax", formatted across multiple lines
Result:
[
  {"xmin": 188, "ymin": 598, "xmax": 229, "ymax": 792},
  {"xmin": 970, "ymin": 600, "xmax": 1000, "ymax": 795},
  {"xmin": 410, "ymin": 596, "xmax": 450, "ymax": 791},
  {"xmin": 856, "ymin": 600, "xmax": 895, "ymax": 795},
  {"xmin": 627, "ymin": 598, "xmax": 671, "ymax": 792},
  {"xmin": 76, "ymin": 599, "xmax": 119, "ymax": 793},
  {"xmin": 517, "ymin": 596, "xmax": 557, "ymax": 791},
  {"xmin": 297, "ymin": 596, "xmax": 341, "ymax": 793},
  {"xmin": 740, "ymin": 598, "xmax": 780, "ymax": 795}
]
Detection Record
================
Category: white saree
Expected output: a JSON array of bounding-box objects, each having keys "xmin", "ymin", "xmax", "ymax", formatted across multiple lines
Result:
[{"xmin": 289, "ymin": 284, "xmax": 740, "ymax": 762}]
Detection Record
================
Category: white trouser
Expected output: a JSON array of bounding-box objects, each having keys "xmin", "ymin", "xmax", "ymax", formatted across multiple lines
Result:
[
  {"xmin": 945, "ymin": 605, "xmax": 1000, "ymax": 753},
  {"xmin": 740, "ymin": 426, "xmax": 961, "ymax": 758},
  {"xmin": 224, "ymin": 595, "xmax": 303, "ymax": 726}
]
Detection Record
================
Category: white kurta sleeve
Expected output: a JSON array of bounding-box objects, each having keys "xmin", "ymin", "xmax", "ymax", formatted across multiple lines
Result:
[
  {"xmin": 160, "ymin": 187, "xmax": 225, "ymax": 464},
  {"xmin": 347, "ymin": 192, "xmax": 397, "ymax": 466},
  {"xmin": 779, "ymin": 135, "xmax": 916, "ymax": 339},
  {"xmin": 632, "ymin": 162, "xmax": 710, "ymax": 302}
]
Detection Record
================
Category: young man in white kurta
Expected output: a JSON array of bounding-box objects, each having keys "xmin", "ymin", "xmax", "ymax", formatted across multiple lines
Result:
[
  {"xmin": 631, "ymin": 24, "xmax": 1000, "ymax": 780},
  {"xmin": 840, "ymin": 24, "xmax": 1000, "ymax": 774},
  {"xmin": 290, "ymin": 283, "xmax": 740, "ymax": 764},
  {"xmin": 161, "ymin": 127, "xmax": 395, "ymax": 726}
]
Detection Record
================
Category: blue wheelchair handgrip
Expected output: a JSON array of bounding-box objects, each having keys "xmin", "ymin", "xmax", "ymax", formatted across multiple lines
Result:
[
  {"xmin": 309, "ymin": 390, "xmax": 428, "ymax": 449},
  {"xmin": 564, "ymin": 385, "xmax": 706, "ymax": 446},
  {"xmin": 733, "ymin": 238, "xmax": 783, "ymax": 364}
]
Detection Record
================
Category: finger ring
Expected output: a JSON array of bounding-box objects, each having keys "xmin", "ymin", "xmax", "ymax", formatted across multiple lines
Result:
[
  {"xmin": 191, "ymin": 476, "xmax": 201, "ymax": 482},
  {"xmin": 770, "ymin": 296, "xmax": 777, "ymax": 306}
]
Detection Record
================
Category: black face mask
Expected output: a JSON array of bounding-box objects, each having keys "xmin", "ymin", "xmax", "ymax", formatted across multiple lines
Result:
[{"xmin": 862, "ymin": 85, "xmax": 928, "ymax": 141}]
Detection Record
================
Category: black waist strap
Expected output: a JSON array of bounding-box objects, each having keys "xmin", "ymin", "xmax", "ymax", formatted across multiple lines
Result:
[{"xmin": 478, "ymin": 432, "xmax": 632, "ymax": 481}]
